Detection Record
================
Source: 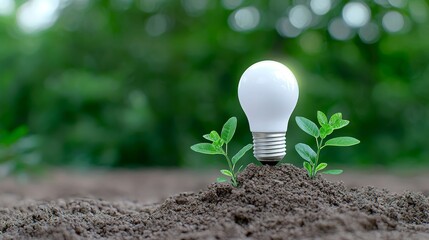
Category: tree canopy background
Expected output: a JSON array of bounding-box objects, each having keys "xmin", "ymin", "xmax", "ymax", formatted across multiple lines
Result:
[{"xmin": 0, "ymin": 0, "xmax": 428, "ymax": 172}]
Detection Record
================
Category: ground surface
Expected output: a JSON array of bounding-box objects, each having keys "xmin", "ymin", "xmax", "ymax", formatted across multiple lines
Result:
[{"xmin": 0, "ymin": 165, "xmax": 428, "ymax": 239}]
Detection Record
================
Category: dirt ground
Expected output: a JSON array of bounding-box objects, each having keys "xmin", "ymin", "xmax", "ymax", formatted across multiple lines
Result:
[
  {"xmin": 0, "ymin": 165, "xmax": 428, "ymax": 239},
  {"xmin": 0, "ymin": 166, "xmax": 427, "ymax": 205}
]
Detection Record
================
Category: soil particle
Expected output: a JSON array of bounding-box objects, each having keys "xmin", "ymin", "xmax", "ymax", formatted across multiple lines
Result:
[{"xmin": 1, "ymin": 164, "xmax": 428, "ymax": 239}]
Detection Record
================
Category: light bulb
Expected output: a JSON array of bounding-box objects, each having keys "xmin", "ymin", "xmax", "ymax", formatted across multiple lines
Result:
[{"xmin": 238, "ymin": 60, "xmax": 299, "ymax": 165}]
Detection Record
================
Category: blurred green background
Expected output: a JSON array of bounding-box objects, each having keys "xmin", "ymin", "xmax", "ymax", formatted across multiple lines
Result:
[{"xmin": 0, "ymin": 0, "xmax": 428, "ymax": 174}]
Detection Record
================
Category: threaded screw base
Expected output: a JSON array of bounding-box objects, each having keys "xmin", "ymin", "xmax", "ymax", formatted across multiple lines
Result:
[{"xmin": 252, "ymin": 132, "xmax": 286, "ymax": 165}]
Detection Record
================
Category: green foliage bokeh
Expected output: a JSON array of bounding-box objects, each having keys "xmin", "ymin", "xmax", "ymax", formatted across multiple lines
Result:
[{"xmin": 0, "ymin": 0, "xmax": 428, "ymax": 169}]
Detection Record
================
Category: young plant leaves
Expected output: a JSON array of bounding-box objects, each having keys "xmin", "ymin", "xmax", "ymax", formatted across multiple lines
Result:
[
  {"xmin": 329, "ymin": 113, "xmax": 342, "ymax": 125},
  {"xmin": 317, "ymin": 111, "xmax": 328, "ymax": 126},
  {"xmin": 329, "ymin": 113, "xmax": 350, "ymax": 130},
  {"xmin": 319, "ymin": 124, "xmax": 333, "ymax": 139},
  {"xmin": 295, "ymin": 143, "xmax": 317, "ymax": 163},
  {"xmin": 303, "ymin": 162, "xmax": 312, "ymax": 177},
  {"xmin": 220, "ymin": 169, "xmax": 233, "ymax": 177},
  {"xmin": 295, "ymin": 111, "xmax": 360, "ymax": 179},
  {"xmin": 216, "ymin": 177, "xmax": 228, "ymax": 183},
  {"xmin": 203, "ymin": 131, "xmax": 221, "ymax": 142},
  {"xmin": 191, "ymin": 143, "xmax": 223, "ymax": 155},
  {"xmin": 324, "ymin": 137, "xmax": 360, "ymax": 147},
  {"xmin": 232, "ymin": 144, "xmax": 253, "ymax": 165},
  {"xmin": 191, "ymin": 116, "xmax": 252, "ymax": 187},
  {"xmin": 221, "ymin": 117, "xmax": 237, "ymax": 144},
  {"xmin": 332, "ymin": 120, "xmax": 349, "ymax": 130},
  {"xmin": 213, "ymin": 138, "xmax": 224, "ymax": 149},
  {"xmin": 295, "ymin": 117, "xmax": 320, "ymax": 138},
  {"xmin": 322, "ymin": 169, "xmax": 343, "ymax": 175},
  {"xmin": 315, "ymin": 163, "xmax": 327, "ymax": 172},
  {"xmin": 203, "ymin": 134, "xmax": 213, "ymax": 142}
]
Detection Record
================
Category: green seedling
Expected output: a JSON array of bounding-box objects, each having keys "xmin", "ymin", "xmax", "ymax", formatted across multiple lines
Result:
[
  {"xmin": 190, "ymin": 117, "xmax": 253, "ymax": 187},
  {"xmin": 295, "ymin": 111, "xmax": 360, "ymax": 179}
]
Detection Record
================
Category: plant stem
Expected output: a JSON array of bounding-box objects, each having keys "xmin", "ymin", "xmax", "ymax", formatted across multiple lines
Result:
[
  {"xmin": 223, "ymin": 144, "xmax": 237, "ymax": 186},
  {"xmin": 312, "ymin": 138, "xmax": 323, "ymax": 178},
  {"xmin": 224, "ymin": 144, "xmax": 233, "ymax": 171},
  {"xmin": 224, "ymin": 154, "xmax": 233, "ymax": 173}
]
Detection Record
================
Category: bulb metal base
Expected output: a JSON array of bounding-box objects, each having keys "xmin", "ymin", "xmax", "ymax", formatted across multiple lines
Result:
[{"xmin": 252, "ymin": 132, "xmax": 286, "ymax": 165}]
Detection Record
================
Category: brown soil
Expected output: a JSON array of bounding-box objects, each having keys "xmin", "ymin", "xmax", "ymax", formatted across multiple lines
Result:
[
  {"xmin": 0, "ymin": 169, "xmax": 215, "ymax": 205},
  {"xmin": 1, "ymin": 164, "xmax": 428, "ymax": 239}
]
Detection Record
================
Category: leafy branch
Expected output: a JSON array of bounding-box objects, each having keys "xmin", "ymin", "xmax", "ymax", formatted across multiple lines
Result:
[
  {"xmin": 295, "ymin": 111, "xmax": 360, "ymax": 178},
  {"xmin": 190, "ymin": 117, "xmax": 253, "ymax": 187}
]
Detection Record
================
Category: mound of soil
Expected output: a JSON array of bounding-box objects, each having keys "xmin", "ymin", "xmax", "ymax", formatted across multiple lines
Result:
[{"xmin": 1, "ymin": 164, "xmax": 428, "ymax": 239}]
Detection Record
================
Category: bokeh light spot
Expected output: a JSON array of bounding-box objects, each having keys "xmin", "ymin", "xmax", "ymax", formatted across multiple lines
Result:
[
  {"xmin": 17, "ymin": 0, "xmax": 60, "ymax": 33},
  {"xmin": 342, "ymin": 2, "xmax": 371, "ymax": 28},
  {"xmin": 181, "ymin": 0, "xmax": 208, "ymax": 16},
  {"xmin": 310, "ymin": 0, "xmax": 331, "ymax": 15},
  {"xmin": 145, "ymin": 14, "xmax": 169, "ymax": 37},
  {"xmin": 289, "ymin": 5, "xmax": 312, "ymax": 29},
  {"xmin": 382, "ymin": 11, "xmax": 404, "ymax": 33},
  {"xmin": 139, "ymin": 0, "xmax": 162, "ymax": 13},
  {"xmin": 375, "ymin": 0, "xmax": 390, "ymax": 7},
  {"xmin": 221, "ymin": 0, "xmax": 242, "ymax": 10},
  {"xmin": 358, "ymin": 22, "xmax": 380, "ymax": 44},
  {"xmin": 229, "ymin": 6, "xmax": 260, "ymax": 32},
  {"xmin": 388, "ymin": 0, "xmax": 406, "ymax": 8},
  {"xmin": 276, "ymin": 17, "xmax": 301, "ymax": 38},
  {"xmin": 328, "ymin": 18, "xmax": 353, "ymax": 40},
  {"xmin": 0, "ymin": 0, "xmax": 15, "ymax": 16},
  {"xmin": 409, "ymin": 0, "xmax": 428, "ymax": 23}
]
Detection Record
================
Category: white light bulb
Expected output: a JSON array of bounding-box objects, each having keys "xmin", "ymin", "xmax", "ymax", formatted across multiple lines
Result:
[{"xmin": 238, "ymin": 60, "xmax": 299, "ymax": 165}]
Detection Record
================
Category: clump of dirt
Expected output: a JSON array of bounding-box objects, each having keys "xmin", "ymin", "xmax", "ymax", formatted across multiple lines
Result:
[{"xmin": 1, "ymin": 164, "xmax": 428, "ymax": 239}]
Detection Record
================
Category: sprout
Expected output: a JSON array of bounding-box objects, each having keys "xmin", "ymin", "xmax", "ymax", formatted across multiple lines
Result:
[
  {"xmin": 295, "ymin": 111, "xmax": 360, "ymax": 178},
  {"xmin": 191, "ymin": 117, "xmax": 252, "ymax": 187}
]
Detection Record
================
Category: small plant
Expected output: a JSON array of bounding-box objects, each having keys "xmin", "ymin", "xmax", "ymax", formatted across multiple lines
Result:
[
  {"xmin": 190, "ymin": 117, "xmax": 253, "ymax": 187},
  {"xmin": 295, "ymin": 111, "xmax": 360, "ymax": 179}
]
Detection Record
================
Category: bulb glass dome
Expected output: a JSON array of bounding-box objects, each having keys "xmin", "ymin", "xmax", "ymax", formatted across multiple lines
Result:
[{"xmin": 238, "ymin": 60, "xmax": 299, "ymax": 133}]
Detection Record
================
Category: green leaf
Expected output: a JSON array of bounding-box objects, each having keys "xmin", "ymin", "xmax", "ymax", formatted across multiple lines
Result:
[
  {"xmin": 237, "ymin": 165, "xmax": 244, "ymax": 173},
  {"xmin": 328, "ymin": 113, "xmax": 350, "ymax": 130},
  {"xmin": 232, "ymin": 144, "xmax": 253, "ymax": 165},
  {"xmin": 324, "ymin": 137, "xmax": 360, "ymax": 147},
  {"xmin": 317, "ymin": 111, "xmax": 328, "ymax": 126},
  {"xmin": 190, "ymin": 143, "xmax": 223, "ymax": 155},
  {"xmin": 295, "ymin": 117, "xmax": 320, "ymax": 138},
  {"xmin": 295, "ymin": 143, "xmax": 317, "ymax": 163},
  {"xmin": 203, "ymin": 131, "xmax": 221, "ymax": 142},
  {"xmin": 221, "ymin": 117, "xmax": 237, "ymax": 144},
  {"xmin": 203, "ymin": 134, "xmax": 213, "ymax": 141},
  {"xmin": 303, "ymin": 162, "xmax": 312, "ymax": 176},
  {"xmin": 329, "ymin": 113, "xmax": 342, "ymax": 125},
  {"xmin": 213, "ymin": 138, "xmax": 225, "ymax": 148},
  {"xmin": 332, "ymin": 120, "xmax": 349, "ymax": 130},
  {"xmin": 322, "ymin": 169, "xmax": 343, "ymax": 175},
  {"xmin": 210, "ymin": 131, "xmax": 221, "ymax": 140},
  {"xmin": 220, "ymin": 169, "xmax": 233, "ymax": 177},
  {"xmin": 315, "ymin": 163, "xmax": 327, "ymax": 172},
  {"xmin": 216, "ymin": 177, "xmax": 228, "ymax": 183},
  {"xmin": 319, "ymin": 124, "xmax": 333, "ymax": 139}
]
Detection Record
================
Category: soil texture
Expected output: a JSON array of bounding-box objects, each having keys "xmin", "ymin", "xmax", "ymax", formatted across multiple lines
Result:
[{"xmin": 1, "ymin": 164, "xmax": 428, "ymax": 239}]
